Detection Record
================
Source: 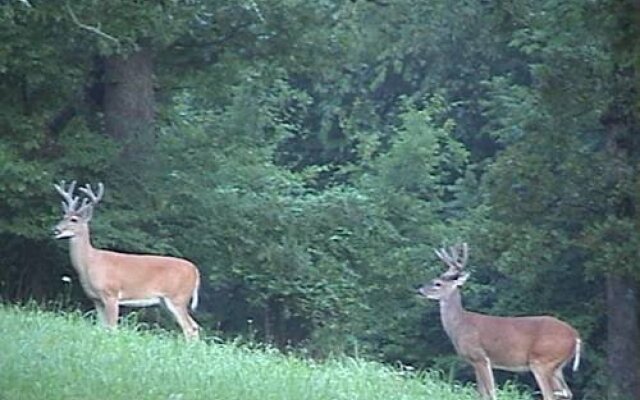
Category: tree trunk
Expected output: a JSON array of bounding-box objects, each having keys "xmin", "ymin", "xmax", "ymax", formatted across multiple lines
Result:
[
  {"xmin": 264, "ymin": 299, "xmax": 274, "ymax": 344},
  {"xmin": 606, "ymin": 274, "xmax": 640, "ymax": 400},
  {"xmin": 103, "ymin": 47, "xmax": 155, "ymax": 155},
  {"xmin": 602, "ymin": 81, "xmax": 640, "ymax": 398}
]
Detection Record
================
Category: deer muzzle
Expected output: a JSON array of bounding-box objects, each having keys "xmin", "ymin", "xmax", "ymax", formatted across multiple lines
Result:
[{"xmin": 52, "ymin": 225, "xmax": 73, "ymax": 239}]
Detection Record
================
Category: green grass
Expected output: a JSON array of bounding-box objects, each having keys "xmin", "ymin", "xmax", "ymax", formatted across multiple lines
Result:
[{"xmin": 0, "ymin": 306, "xmax": 531, "ymax": 400}]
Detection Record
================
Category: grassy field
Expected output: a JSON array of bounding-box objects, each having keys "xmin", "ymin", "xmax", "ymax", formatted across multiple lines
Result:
[{"xmin": 0, "ymin": 306, "xmax": 531, "ymax": 400}]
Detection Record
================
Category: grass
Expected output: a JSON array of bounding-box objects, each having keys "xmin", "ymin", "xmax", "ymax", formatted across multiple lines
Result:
[{"xmin": 0, "ymin": 305, "xmax": 531, "ymax": 400}]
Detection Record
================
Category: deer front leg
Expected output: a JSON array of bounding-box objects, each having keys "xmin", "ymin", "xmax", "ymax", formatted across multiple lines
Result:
[
  {"xmin": 100, "ymin": 297, "xmax": 119, "ymax": 328},
  {"xmin": 470, "ymin": 357, "xmax": 497, "ymax": 400}
]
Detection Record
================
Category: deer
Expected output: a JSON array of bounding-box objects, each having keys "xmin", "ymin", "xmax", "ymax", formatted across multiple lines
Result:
[
  {"xmin": 52, "ymin": 180, "xmax": 201, "ymax": 339},
  {"xmin": 418, "ymin": 243, "xmax": 581, "ymax": 400}
]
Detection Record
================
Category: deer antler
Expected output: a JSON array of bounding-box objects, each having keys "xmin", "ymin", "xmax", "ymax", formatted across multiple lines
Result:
[
  {"xmin": 54, "ymin": 180, "xmax": 80, "ymax": 214},
  {"xmin": 77, "ymin": 183, "xmax": 104, "ymax": 214},
  {"xmin": 434, "ymin": 242, "xmax": 468, "ymax": 278},
  {"xmin": 450, "ymin": 243, "xmax": 468, "ymax": 269},
  {"xmin": 79, "ymin": 183, "xmax": 104, "ymax": 204}
]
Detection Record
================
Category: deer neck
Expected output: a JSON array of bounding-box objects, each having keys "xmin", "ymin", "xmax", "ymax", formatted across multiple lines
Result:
[
  {"xmin": 439, "ymin": 289, "xmax": 466, "ymax": 341},
  {"xmin": 68, "ymin": 225, "xmax": 96, "ymax": 276}
]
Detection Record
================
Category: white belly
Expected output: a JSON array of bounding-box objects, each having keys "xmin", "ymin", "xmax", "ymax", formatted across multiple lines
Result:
[
  {"xmin": 492, "ymin": 364, "xmax": 530, "ymax": 373},
  {"xmin": 118, "ymin": 297, "xmax": 161, "ymax": 307}
]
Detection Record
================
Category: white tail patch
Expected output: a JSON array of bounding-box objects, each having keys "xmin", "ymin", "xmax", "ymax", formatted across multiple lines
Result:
[
  {"xmin": 190, "ymin": 275, "xmax": 200, "ymax": 311},
  {"xmin": 572, "ymin": 338, "xmax": 581, "ymax": 371}
]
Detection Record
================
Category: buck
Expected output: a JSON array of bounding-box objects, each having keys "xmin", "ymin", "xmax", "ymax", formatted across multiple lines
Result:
[
  {"xmin": 418, "ymin": 243, "xmax": 581, "ymax": 400},
  {"xmin": 52, "ymin": 180, "xmax": 200, "ymax": 339}
]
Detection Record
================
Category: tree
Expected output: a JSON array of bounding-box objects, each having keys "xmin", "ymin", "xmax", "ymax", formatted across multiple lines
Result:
[{"xmin": 480, "ymin": 1, "xmax": 640, "ymax": 397}]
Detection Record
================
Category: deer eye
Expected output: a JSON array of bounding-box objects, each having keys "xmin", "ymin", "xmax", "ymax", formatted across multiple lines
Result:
[
  {"xmin": 69, "ymin": 216, "xmax": 79, "ymax": 223},
  {"xmin": 433, "ymin": 281, "xmax": 442, "ymax": 288}
]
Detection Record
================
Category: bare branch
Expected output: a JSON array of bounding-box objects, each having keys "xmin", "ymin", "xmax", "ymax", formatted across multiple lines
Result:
[
  {"xmin": 66, "ymin": 4, "xmax": 120, "ymax": 46},
  {"xmin": 246, "ymin": 0, "xmax": 265, "ymax": 23}
]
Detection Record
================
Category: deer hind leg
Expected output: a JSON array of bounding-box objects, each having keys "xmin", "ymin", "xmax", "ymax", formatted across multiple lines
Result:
[
  {"xmin": 162, "ymin": 297, "xmax": 199, "ymax": 340},
  {"xmin": 182, "ymin": 311, "xmax": 200, "ymax": 339},
  {"xmin": 530, "ymin": 362, "xmax": 557, "ymax": 400},
  {"xmin": 552, "ymin": 367, "xmax": 572, "ymax": 399},
  {"xmin": 471, "ymin": 357, "xmax": 497, "ymax": 400}
]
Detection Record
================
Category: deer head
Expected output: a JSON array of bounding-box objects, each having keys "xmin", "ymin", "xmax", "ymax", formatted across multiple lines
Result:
[
  {"xmin": 53, "ymin": 180, "xmax": 104, "ymax": 239},
  {"xmin": 418, "ymin": 243, "xmax": 470, "ymax": 301}
]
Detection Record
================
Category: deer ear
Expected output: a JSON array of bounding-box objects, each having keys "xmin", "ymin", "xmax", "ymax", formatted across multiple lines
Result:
[{"xmin": 453, "ymin": 272, "xmax": 470, "ymax": 287}]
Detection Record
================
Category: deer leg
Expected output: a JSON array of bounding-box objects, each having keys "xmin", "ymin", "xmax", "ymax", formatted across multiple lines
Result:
[
  {"xmin": 471, "ymin": 358, "xmax": 497, "ymax": 400},
  {"xmin": 186, "ymin": 313, "xmax": 200, "ymax": 335},
  {"xmin": 552, "ymin": 368, "xmax": 572, "ymax": 399},
  {"xmin": 104, "ymin": 297, "xmax": 119, "ymax": 328},
  {"xmin": 530, "ymin": 363, "xmax": 556, "ymax": 400},
  {"xmin": 182, "ymin": 311, "xmax": 201, "ymax": 339},
  {"xmin": 95, "ymin": 297, "xmax": 118, "ymax": 328},
  {"xmin": 94, "ymin": 301, "xmax": 108, "ymax": 326},
  {"xmin": 162, "ymin": 297, "xmax": 199, "ymax": 340}
]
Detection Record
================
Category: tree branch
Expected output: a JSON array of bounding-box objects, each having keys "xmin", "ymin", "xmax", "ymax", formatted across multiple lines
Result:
[
  {"xmin": 66, "ymin": 4, "xmax": 120, "ymax": 46},
  {"xmin": 246, "ymin": 0, "xmax": 265, "ymax": 23},
  {"xmin": 46, "ymin": 104, "xmax": 77, "ymax": 137}
]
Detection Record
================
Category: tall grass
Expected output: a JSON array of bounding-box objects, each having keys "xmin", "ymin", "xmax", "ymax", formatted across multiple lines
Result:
[{"xmin": 0, "ymin": 306, "xmax": 531, "ymax": 400}]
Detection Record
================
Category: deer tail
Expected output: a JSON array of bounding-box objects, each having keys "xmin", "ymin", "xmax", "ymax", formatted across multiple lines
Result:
[
  {"xmin": 572, "ymin": 338, "xmax": 581, "ymax": 372},
  {"xmin": 190, "ymin": 273, "xmax": 200, "ymax": 311}
]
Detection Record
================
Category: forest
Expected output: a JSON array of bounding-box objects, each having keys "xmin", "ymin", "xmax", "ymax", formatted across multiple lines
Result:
[{"xmin": 1, "ymin": 1, "xmax": 639, "ymax": 399}]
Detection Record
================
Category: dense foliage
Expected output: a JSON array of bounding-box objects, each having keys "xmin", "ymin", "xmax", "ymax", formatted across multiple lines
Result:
[{"xmin": 1, "ymin": 1, "xmax": 639, "ymax": 399}]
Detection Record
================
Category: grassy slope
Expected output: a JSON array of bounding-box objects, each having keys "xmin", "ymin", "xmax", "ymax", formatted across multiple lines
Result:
[{"xmin": 0, "ymin": 306, "xmax": 530, "ymax": 400}]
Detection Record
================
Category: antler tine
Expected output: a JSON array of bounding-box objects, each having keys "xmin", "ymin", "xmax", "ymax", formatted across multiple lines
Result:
[
  {"xmin": 76, "ymin": 182, "xmax": 104, "ymax": 215},
  {"xmin": 459, "ymin": 242, "xmax": 469, "ymax": 269},
  {"xmin": 447, "ymin": 243, "xmax": 469, "ymax": 270},
  {"xmin": 449, "ymin": 245, "xmax": 460, "ymax": 264},
  {"xmin": 434, "ymin": 248, "xmax": 451, "ymax": 264},
  {"xmin": 54, "ymin": 180, "xmax": 79, "ymax": 213},
  {"xmin": 434, "ymin": 247, "xmax": 460, "ymax": 275},
  {"xmin": 444, "ymin": 243, "xmax": 469, "ymax": 269},
  {"xmin": 79, "ymin": 182, "xmax": 104, "ymax": 205},
  {"xmin": 434, "ymin": 243, "xmax": 470, "ymax": 277}
]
